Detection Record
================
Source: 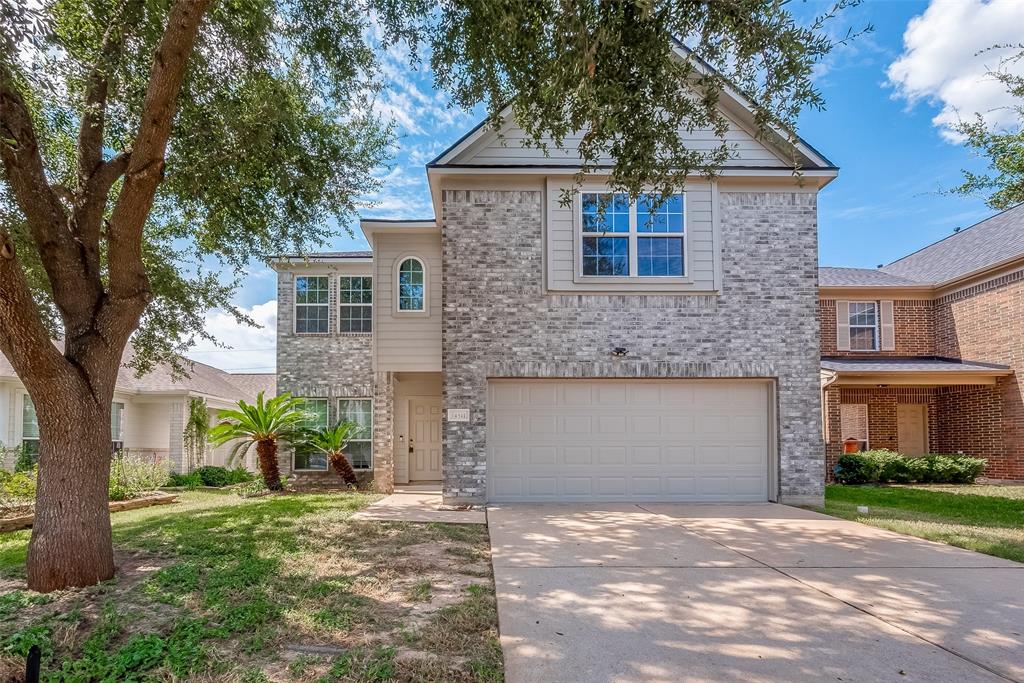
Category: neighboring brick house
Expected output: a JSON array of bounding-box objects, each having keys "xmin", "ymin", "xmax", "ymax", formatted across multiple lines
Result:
[
  {"xmin": 273, "ymin": 46, "xmax": 839, "ymax": 506},
  {"xmin": 821, "ymin": 204, "xmax": 1024, "ymax": 480}
]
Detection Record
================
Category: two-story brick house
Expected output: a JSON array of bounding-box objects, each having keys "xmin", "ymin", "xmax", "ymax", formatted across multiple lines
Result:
[
  {"xmin": 821, "ymin": 204, "xmax": 1024, "ymax": 480},
  {"xmin": 273, "ymin": 55, "xmax": 839, "ymax": 505}
]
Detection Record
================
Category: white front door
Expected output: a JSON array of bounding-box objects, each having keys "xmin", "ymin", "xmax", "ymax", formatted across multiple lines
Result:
[{"xmin": 409, "ymin": 397, "xmax": 442, "ymax": 481}]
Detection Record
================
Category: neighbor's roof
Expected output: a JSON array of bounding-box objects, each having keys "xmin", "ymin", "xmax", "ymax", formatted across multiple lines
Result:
[
  {"xmin": 272, "ymin": 250, "xmax": 372, "ymax": 260},
  {"xmin": 818, "ymin": 267, "xmax": 925, "ymax": 288},
  {"xmin": 0, "ymin": 344, "xmax": 273, "ymax": 402},
  {"xmin": 821, "ymin": 357, "xmax": 1012, "ymax": 374},
  {"xmin": 880, "ymin": 204, "xmax": 1024, "ymax": 285}
]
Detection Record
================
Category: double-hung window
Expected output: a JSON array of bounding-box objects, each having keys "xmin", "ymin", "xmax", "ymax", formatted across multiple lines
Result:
[
  {"xmin": 840, "ymin": 404, "xmax": 869, "ymax": 452},
  {"xmin": 111, "ymin": 402, "xmax": 125, "ymax": 454},
  {"xmin": 581, "ymin": 192, "xmax": 685, "ymax": 278},
  {"xmin": 849, "ymin": 302, "xmax": 879, "ymax": 351},
  {"xmin": 294, "ymin": 398, "xmax": 329, "ymax": 470},
  {"xmin": 339, "ymin": 276, "xmax": 372, "ymax": 333},
  {"xmin": 338, "ymin": 399, "xmax": 373, "ymax": 469},
  {"xmin": 22, "ymin": 397, "xmax": 125, "ymax": 462},
  {"xmin": 21, "ymin": 396, "xmax": 39, "ymax": 464},
  {"xmin": 295, "ymin": 276, "xmax": 329, "ymax": 334}
]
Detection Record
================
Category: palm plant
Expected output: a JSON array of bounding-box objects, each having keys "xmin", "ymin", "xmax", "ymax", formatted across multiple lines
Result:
[
  {"xmin": 210, "ymin": 392, "xmax": 309, "ymax": 491},
  {"xmin": 303, "ymin": 421, "xmax": 362, "ymax": 487}
]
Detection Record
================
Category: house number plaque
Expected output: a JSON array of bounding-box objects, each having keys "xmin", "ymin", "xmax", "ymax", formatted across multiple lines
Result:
[{"xmin": 447, "ymin": 409, "xmax": 471, "ymax": 422}]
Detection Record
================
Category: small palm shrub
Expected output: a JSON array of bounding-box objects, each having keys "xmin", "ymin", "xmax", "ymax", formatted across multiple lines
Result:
[
  {"xmin": 210, "ymin": 392, "xmax": 309, "ymax": 491},
  {"xmin": 835, "ymin": 450, "xmax": 986, "ymax": 485},
  {"xmin": 301, "ymin": 422, "xmax": 362, "ymax": 486}
]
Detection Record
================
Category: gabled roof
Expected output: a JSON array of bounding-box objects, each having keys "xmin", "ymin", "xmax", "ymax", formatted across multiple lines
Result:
[
  {"xmin": 429, "ymin": 42, "xmax": 836, "ymax": 172},
  {"xmin": 880, "ymin": 204, "xmax": 1024, "ymax": 285},
  {"xmin": 818, "ymin": 267, "xmax": 925, "ymax": 288},
  {"xmin": 0, "ymin": 344, "xmax": 271, "ymax": 403}
]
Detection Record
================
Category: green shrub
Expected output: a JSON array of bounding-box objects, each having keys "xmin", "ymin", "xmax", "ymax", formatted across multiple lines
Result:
[
  {"xmin": 109, "ymin": 453, "xmax": 171, "ymax": 501},
  {"xmin": 835, "ymin": 450, "xmax": 987, "ymax": 485},
  {"xmin": 167, "ymin": 472, "xmax": 202, "ymax": 488},
  {"xmin": 193, "ymin": 466, "xmax": 231, "ymax": 487},
  {"xmin": 14, "ymin": 445, "xmax": 36, "ymax": 473},
  {"xmin": 0, "ymin": 469, "xmax": 37, "ymax": 503}
]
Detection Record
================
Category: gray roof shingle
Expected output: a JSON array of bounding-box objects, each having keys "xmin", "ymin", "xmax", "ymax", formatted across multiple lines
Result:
[
  {"xmin": 821, "ymin": 357, "xmax": 1012, "ymax": 374},
  {"xmin": 0, "ymin": 344, "xmax": 272, "ymax": 402},
  {"xmin": 881, "ymin": 204, "xmax": 1024, "ymax": 284},
  {"xmin": 819, "ymin": 267, "xmax": 924, "ymax": 287},
  {"xmin": 272, "ymin": 250, "xmax": 372, "ymax": 260}
]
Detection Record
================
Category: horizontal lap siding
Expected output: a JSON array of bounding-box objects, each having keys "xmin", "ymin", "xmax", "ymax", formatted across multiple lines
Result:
[
  {"xmin": 546, "ymin": 178, "xmax": 716, "ymax": 292},
  {"xmin": 464, "ymin": 118, "xmax": 788, "ymax": 168},
  {"xmin": 375, "ymin": 234, "xmax": 442, "ymax": 372}
]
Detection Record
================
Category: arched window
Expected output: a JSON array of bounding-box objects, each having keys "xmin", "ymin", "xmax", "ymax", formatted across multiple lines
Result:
[{"xmin": 397, "ymin": 258, "xmax": 425, "ymax": 311}]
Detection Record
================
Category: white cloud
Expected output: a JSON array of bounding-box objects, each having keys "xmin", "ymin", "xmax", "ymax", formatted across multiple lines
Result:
[
  {"xmin": 184, "ymin": 300, "xmax": 277, "ymax": 373},
  {"xmin": 887, "ymin": 0, "xmax": 1024, "ymax": 141}
]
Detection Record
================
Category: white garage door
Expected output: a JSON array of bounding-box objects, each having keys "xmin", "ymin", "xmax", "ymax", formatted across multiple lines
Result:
[{"xmin": 487, "ymin": 379, "xmax": 771, "ymax": 502}]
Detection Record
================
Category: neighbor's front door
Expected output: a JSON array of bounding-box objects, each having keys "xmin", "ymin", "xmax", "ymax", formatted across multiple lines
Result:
[
  {"xmin": 897, "ymin": 404, "xmax": 928, "ymax": 456},
  {"xmin": 409, "ymin": 397, "xmax": 442, "ymax": 481}
]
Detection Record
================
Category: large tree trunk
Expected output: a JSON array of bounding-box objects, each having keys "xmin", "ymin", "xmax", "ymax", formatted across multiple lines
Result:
[
  {"xmin": 255, "ymin": 439, "xmax": 282, "ymax": 491},
  {"xmin": 26, "ymin": 393, "xmax": 114, "ymax": 592}
]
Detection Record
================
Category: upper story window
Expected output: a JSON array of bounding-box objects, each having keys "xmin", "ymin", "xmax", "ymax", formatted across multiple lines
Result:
[
  {"xmin": 581, "ymin": 192, "xmax": 685, "ymax": 278},
  {"xmin": 848, "ymin": 301, "xmax": 879, "ymax": 351},
  {"xmin": 339, "ymin": 276, "xmax": 372, "ymax": 333},
  {"xmin": 398, "ymin": 258, "xmax": 425, "ymax": 311},
  {"xmin": 295, "ymin": 276, "xmax": 329, "ymax": 334}
]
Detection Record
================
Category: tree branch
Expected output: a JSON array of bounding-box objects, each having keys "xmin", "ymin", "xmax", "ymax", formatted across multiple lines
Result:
[
  {"xmin": 104, "ymin": 0, "xmax": 210, "ymax": 332},
  {"xmin": 0, "ymin": 230, "xmax": 77, "ymax": 397},
  {"xmin": 0, "ymin": 59, "xmax": 97, "ymax": 323},
  {"xmin": 76, "ymin": 0, "xmax": 142, "ymax": 194}
]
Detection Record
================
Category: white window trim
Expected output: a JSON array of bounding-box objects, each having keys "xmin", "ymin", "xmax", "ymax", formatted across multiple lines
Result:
[
  {"xmin": 293, "ymin": 275, "xmax": 331, "ymax": 335},
  {"xmin": 338, "ymin": 397, "xmax": 373, "ymax": 471},
  {"xmin": 293, "ymin": 398, "xmax": 330, "ymax": 471},
  {"xmin": 338, "ymin": 275, "xmax": 373, "ymax": 335},
  {"xmin": 849, "ymin": 301, "xmax": 880, "ymax": 352},
  {"xmin": 393, "ymin": 255, "xmax": 429, "ymax": 317},
  {"xmin": 20, "ymin": 393, "xmax": 38, "ymax": 453},
  {"xmin": 574, "ymin": 189, "xmax": 690, "ymax": 284}
]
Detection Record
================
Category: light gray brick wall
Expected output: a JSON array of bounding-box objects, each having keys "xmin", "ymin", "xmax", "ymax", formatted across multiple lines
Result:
[
  {"xmin": 275, "ymin": 270, "xmax": 378, "ymax": 485},
  {"xmin": 440, "ymin": 188, "xmax": 824, "ymax": 505}
]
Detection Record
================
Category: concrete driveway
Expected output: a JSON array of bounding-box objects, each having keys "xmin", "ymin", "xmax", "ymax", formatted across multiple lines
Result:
[{"xmin": 487, "ymin": 504, "xmax": 1024, "ymax": 683}]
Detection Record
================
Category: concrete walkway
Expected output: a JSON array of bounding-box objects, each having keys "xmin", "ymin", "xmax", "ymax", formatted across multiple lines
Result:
[
  {"xmin": 488, "ymin": 504, "xmax": 1024, "ymax": 683},
  {"xmin": 352, "ymin": 485, "xmax": 485, "ymax": 524}
]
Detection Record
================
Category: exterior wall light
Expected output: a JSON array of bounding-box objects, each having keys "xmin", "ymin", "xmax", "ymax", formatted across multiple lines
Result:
[{"xmin": 611, "ymin": 347, "xmax": 628, "ymax": 357}]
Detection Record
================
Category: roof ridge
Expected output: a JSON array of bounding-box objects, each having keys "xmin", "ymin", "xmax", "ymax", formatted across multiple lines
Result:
[{"xmin": 883, "ymin": 202, "xmax": 1024, "ymax": 269}]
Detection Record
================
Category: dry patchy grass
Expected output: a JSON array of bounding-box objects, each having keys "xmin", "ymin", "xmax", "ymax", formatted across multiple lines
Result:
[{"xmin": 0, "ymin": 491, "xmax": 502, "ymax": 682}]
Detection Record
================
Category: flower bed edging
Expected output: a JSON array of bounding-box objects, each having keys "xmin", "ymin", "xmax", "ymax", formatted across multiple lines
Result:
[{"xmin": 0, "ymin": 492, "xmax": 178, "ymax": 533}]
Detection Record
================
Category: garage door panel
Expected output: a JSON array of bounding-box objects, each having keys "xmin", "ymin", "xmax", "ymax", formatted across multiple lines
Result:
[{"xmin": 487, "ymin": 380, "xmax": 770, "ymax": 503}]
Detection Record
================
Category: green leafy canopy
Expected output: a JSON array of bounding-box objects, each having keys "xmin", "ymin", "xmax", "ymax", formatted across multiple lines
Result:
[{"xmin": 2, "ymin": 0, "xmax": 862, "ymax": 370}]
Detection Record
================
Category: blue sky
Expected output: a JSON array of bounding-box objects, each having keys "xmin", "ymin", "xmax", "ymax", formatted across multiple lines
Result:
[{"xmin": 186, "ymin": 0, "xmax": 1024, "ymax": 372}]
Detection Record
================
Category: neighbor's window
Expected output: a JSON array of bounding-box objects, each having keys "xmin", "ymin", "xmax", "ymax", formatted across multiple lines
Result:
[
  {"xmin": 339, "ymin": 276, "xmax": 372, "ymax": 333},
  {"xmin": 294, "ymin": 398, "xmax": 329, "ymax": 470},
  {"xmin": 398, "ymin": 258, "xmax": 425, "ymax": 311},
  {"xmin": 581, "ymin": 192, "xmax": 685, "ymax": 277},
  {"xmin": 839, "ymin": 403, "xmax": 869, "ymax": 452},
  {"xmin": 295, "ymin": 276, "xmax": 329, "ymax": 334},
  {"xmin": 111, "ymin": 402, "xmax": 124, "ymax": 454},
  {"xmin": 338, "ymin": 398, "xmax": 373, "ymax": 469},
  {"xmin": 21, "ymin": 396, "xmax": 39, "ymax": 464},
  {"xmin": 849, "ymin": 302, "xmax": 879, "ymax": 351}
]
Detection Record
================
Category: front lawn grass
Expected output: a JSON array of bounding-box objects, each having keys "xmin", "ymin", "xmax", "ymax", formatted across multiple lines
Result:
[
  {"xmin": 825, "ymin": 484, "xmax": 1024, "ymax": 563},
  {"xmin": 0, "ymin": 490, "xmax": 502, "ymax": 681}
]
